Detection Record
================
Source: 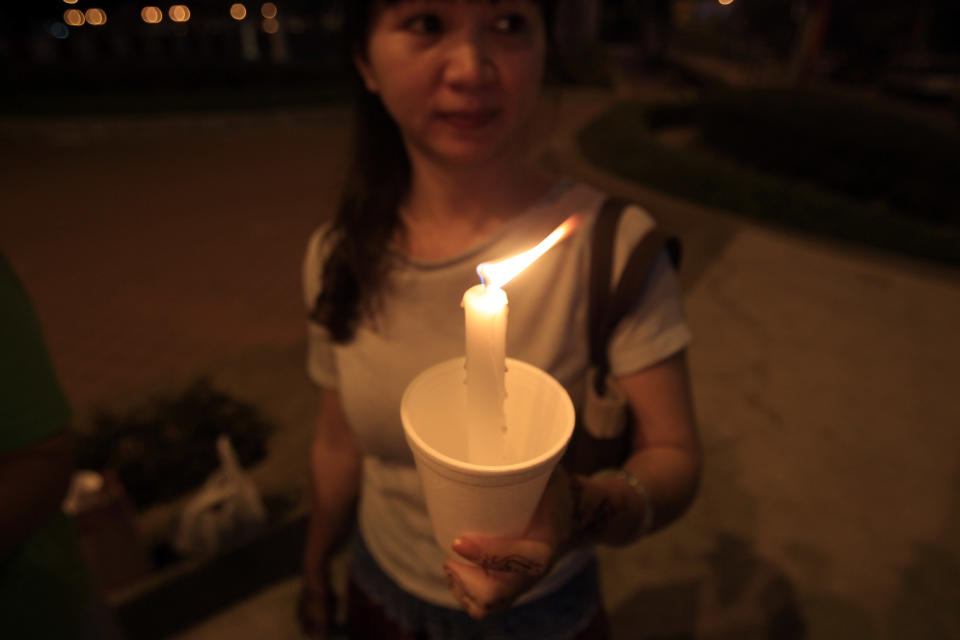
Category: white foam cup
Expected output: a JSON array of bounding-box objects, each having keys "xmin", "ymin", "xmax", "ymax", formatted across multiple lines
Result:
[{"xmin": 400, "ymin": 357, "xmax": 575, "ymax": 553}]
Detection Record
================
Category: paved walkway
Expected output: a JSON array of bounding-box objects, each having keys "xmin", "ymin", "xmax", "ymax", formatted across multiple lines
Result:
[
  {"xmin": 2, "ymin": 84, "xmax": 959, "ymax": 640},
  {"xmin": 544, "ymin": 87, "xmax": 960, "ymax": 640}
]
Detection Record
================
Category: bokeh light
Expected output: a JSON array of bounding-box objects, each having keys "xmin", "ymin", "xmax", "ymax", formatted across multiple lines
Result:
[
  {"xmin": 85, "ymin": 8, "xmax": 107, "ymax": 26},
  {"xmin": 50, "ymin": 22, "xmax": 70, "ymax": 38},
  {"xmin": 141, "ymin": 6, "xmax": 163, "ymax": 24},
  {"xmin": 230, "ymin": 3, "xmax": 247, "ymax": 21},
  {"xmin": 262, "ymin": 17, "xmax": 279, "ymax": 34},
  {"xmin": 261, "ymin": 2, "xmax": 277, "ymax": 19},
  {"xmin": 169, "ymin": 5, "xmax": 191, "ymax": 22},
  {"xmin": 63, "ymin": 9, "xmax": 84, "ymax": 26},
  {"xmin": 62, "ymin": 0, "xmax": 78, "ymax": 4},
  {"xmin": 718, "ymin": 0, "xmax": 734, "ymax": 5}
]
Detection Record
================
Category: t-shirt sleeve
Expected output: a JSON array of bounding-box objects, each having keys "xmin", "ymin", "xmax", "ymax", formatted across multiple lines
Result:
[
  {"xmin": 302, "ymin": 226, "xmax": 339, "ymax": 389},
  {"xmin": 607, "ymin": 205, "xmax": 692, "ymax": 376},
  {"xmin": 0, "ymin": 255, "xmax": 72, "ymax": 453}
]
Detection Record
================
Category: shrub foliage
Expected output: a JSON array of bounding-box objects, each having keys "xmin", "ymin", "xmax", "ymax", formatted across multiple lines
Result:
[
  {"xmin": 77, "ymin": 379, "xmax": 271, "ymax": 509},
  {"xmin": 579, "ymin": 95, "xmax": 960, "ymax": 265},
  {"xmin": 695, "ymin": 88, "xmax": 960, "ymax": 226}
]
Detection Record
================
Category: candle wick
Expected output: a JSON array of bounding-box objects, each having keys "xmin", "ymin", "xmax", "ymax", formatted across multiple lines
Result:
[{"xmin": 477, "ymin": 264, "xmax": 488, "ymax": 287}]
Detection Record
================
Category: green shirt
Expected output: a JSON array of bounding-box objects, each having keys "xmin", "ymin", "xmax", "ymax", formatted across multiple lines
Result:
[{"xmin": 1, "ymin": 253, "xmax": 94, "ymax": 637}]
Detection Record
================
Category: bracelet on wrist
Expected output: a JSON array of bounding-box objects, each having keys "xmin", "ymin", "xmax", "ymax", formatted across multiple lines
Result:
[{"xmin": 592, "ymin": 468, "xmax": 655, "ymax": 537}]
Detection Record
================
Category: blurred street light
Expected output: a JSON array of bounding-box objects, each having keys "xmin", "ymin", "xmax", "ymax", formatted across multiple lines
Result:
[
  {"xmin": 169, "ymin": 5, "xmax": 191, "ymax": 23},
  {"xmin": 62, "ymin": 0, "xmax": 78, "ymax": 4},
  {"xmin": 64, "ymin": 8, "xmax": 84, "ymax": 26},
  {"xmin": 230, "ymin": 3, "xmax": 247, "ymax": 21},
  {"xmin": 719, "ymin": 0, "xmax": 734, "ymax": 5},
  {"xmin": 85, "ymin": 8, "xmax": 107, "ymax": 26},
  {"xmin": 141, "ymin": 6, "xmax": 163, "ymax": 24},
  {"xmin": 261, "ymin": 2, "xmax": 277, "ymax": 20},
  {"xmin": 262, "ymin": 17, "xmax": 279, "ymax": 34}
]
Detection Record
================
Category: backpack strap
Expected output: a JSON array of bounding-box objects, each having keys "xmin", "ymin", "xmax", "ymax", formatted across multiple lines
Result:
[
  {"xmin": 589, "ymin": 197, "xmax": 681, "ymax": 394},
  {"xmin": 588, "ymin": 197, "xmax": 630, "ymax": 377}
]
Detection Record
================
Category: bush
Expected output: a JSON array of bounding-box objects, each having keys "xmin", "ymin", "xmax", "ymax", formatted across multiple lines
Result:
[
  {"xmin": 77, "ymin": 379, "xmax": 271, "ymax": 509},
  {"xmin": 578, "ymin": 100, "xmax": 960, "ymax": 266},
  {"xmin": 695, "ymin": 88, "xmax": 960, "ymax": 226}
]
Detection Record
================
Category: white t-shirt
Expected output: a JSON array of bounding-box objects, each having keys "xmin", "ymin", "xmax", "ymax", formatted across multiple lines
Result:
[{"xmin": 302, "ymin": 181, "xmax": 691, "ymax": 607}]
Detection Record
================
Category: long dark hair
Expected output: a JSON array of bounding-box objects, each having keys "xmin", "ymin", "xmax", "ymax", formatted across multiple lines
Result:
[
  {"xmin": 309, "ymin": 1, "xmax": 408, "ymax": 343},
  {"xmin": 310, "ymin": 1, "xmax": 552, "ymax": 343}
]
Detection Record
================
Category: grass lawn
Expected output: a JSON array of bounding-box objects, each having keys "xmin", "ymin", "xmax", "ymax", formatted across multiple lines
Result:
[{"xmin": 578, "ymin": 97, "xmax": 960, "ymax": 267}]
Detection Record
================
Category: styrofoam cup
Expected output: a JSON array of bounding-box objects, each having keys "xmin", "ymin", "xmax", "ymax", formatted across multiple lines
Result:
[{"xmin": 400, "ymin": 357, "xmax": 575, "ymax": 553}]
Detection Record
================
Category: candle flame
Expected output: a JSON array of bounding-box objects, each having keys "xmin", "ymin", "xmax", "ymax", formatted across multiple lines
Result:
[{"xmin": 478, "ymin": 214, "xmax": 581, "ymax": 288}]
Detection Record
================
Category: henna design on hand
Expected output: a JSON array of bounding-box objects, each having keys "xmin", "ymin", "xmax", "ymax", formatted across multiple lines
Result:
[
  {"xmin": 579, "ymin": 497, "xmax": 617, "ymax": 539},
  {"xmin": 477, "ymin": 554, "xmax": 545, "ymax": 576},
  {"xmin": 568, "ymin": 474, "xmax": 623, "ymax": 542}
]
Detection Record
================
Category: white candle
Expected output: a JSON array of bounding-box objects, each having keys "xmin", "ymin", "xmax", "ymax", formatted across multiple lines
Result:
[
  {"xmin": 462, "ymin": 283, "xmax": 509, "ymax": 465},
  {"xmin": 460, "ymin": 213, "xmax": 582, "ymax": 466}
]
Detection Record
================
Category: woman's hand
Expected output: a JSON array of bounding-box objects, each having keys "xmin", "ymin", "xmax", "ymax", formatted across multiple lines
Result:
[
  {"xmin": 444, "ymin": 351, "xmax": 702, "ymax": 619},
  {"xmin": 299, "ymin": 390, "xmax": 362, "ymax": 638},
  {"xmin": 297, "ymin": 576, "xmax": 337, "ymax": 639},
  {"xmin": 298, "ymin": 532, "xmax": 339, "ymax": 639},
  {"xmin": 442, "ymin": 466, "xmax": 576, "ymax": 619}
]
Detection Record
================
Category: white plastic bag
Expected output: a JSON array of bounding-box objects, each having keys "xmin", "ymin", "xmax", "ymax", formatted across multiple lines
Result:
[
  {"xmin": 582, "ymin": 367, "xmax": 629, "ymax": 439},
  {"xmin": 62, "ymin": 470, "xmax": 107, "ymax": 514},
  {"xmin": 173, "ymin": 435, "xmax": 267, "ymax": 558}
]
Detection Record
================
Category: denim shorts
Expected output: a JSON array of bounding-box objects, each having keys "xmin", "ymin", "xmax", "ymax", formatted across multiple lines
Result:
[{"xmin": 348, "ymin": 534, "xmax": 608, "ymax": 640}]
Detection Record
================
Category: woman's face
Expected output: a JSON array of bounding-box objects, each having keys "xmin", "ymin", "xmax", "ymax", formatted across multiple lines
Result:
[{"xmin": 357, "ymin": 1, "xmax": 546, "ymax": 167}]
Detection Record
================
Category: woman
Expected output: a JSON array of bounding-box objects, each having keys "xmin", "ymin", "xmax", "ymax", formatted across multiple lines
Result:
[{"xmin": 300, "ymin": 1, "xmax": 700, "ymax": 638}]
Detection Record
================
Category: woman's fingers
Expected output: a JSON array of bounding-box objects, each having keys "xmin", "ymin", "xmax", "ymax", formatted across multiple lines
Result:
[
  {"xmin": 442, "ymin": 470, "xmax": 573, "ymax": 620},
  {"xmin": 444, "ymin": 535, "xmax": 553, "ymax": 618},
  {"xmin": 445, "ymin": 558, "xmax": 527, "ymax": 619},
  {"xmin": 452, "ymin": 536, "xmax": 550, "ymax": 576},
  {"xmin": 297, "ymin": 582, "xmax": 337, "ymax": 638}
]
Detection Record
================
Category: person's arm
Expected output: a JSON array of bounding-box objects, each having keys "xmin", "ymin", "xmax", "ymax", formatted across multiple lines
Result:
[
  {"xmin": 0, "ymin": 429, "xmax": 76, "ymax": 559},
  {"xmin": 568, "ymin": 350, "xmax": 700, "ymax": 546},
  {"xmin": 444, "ymin": 351, "xmax": 700, "ymax": 618},
  {"xmin": 298, "ymin": 388, "xmax": 363, "ymax": 637}
]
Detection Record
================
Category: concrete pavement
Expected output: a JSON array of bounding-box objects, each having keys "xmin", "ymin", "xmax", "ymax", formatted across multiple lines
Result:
[
  {"xmin": 545, "ymin": 88, "xmax": 960, "ymax": 640},
  {"xmin": 2, "ymin": 85, "xmax": 959, "ymax": 639}
]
